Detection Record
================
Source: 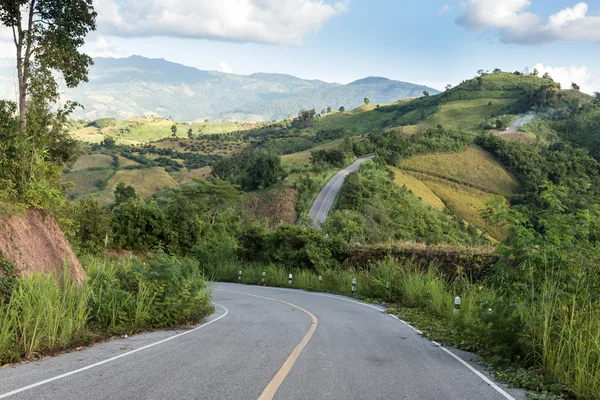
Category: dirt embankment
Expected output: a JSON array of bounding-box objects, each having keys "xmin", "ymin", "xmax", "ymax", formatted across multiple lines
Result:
[{"xmin": 0, "ymin": 209, "xmax": 85, "ymax": 283}]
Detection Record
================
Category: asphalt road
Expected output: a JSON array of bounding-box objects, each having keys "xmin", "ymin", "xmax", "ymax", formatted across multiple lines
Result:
[
  {"xmin": 0, "ymin": 283, "xmax": 526, "ymax": 400},
  {"xmin": 308, "ymin": 155, "xmax": 376, "ymax": 229},
  {"xmin": 505, "ymin": 114, "xmax": 534, "ymax": 133}
]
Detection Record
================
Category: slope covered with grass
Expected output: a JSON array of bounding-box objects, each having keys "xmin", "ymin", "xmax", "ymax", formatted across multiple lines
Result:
[
  {"xmin": 400, "ymin": 146, "xmax": 520, "ymax": 196},
  {"xmin": 407, "ymin": 172, "xmax": 509, "ymax": 241},
  {"xmin": 390, "ymin": 167, "xmax": 445, "ymax": 210}
]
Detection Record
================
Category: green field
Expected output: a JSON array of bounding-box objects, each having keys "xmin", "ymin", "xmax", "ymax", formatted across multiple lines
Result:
[
  {"xmin": 71, "ymin": 117, "xmax": 249, "ymax": 144},
  {"xmin": 70, "ymin": 154, "xmax": 114, "ymax": 171},
  {"xmin": 431, "ymin": 98, "xmax": 514, "ymax": 131}
]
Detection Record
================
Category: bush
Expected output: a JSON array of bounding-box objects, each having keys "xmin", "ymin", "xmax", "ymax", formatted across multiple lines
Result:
[{"xmin": 85, "ymin": 252, "xmax": 213, "ymax": 335}]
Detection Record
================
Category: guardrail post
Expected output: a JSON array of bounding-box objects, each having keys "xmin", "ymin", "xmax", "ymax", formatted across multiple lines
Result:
[
  {"xmin": 238, "ymin": 270, "xmax": 242, "ymax": 282},
  {"xmin": 262, "ymin": 271, "xmax": 266, "ymax": 284},
  {"xmin": 352, "ymin": 278, "xmax": 357, "ymax": 294},
  {"xmin": 288, "ymin": 274, "xmax": 293, "ymax": 285}
]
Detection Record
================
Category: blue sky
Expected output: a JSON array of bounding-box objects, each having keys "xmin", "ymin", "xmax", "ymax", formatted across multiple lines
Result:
[{"xmin": 81, "ymin": 0, "xmax": 600, "ymax": 92}]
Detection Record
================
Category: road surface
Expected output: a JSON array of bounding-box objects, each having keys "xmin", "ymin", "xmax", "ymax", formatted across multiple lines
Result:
[
  {"xmin": 308, "ymin": 155, "xmax": 376, "ymax": 229},
  {"xmin": 505, "ymin": 114, "xmax": 534, "ymax": 133},
  {"xmin": 0, "ymin": 283, "xmax": 526, "ymax": 400}
]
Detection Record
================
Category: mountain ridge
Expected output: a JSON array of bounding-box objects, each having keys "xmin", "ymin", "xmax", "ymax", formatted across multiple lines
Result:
[{"xmin": 0, "ymin": 55, "xmax": 439, "ymax": 122}]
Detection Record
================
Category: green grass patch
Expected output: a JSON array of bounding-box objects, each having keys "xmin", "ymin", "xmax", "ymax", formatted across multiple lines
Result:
[
  {"xmin": 432, "ymin": 98, "xmax": 513, "ymax": 131},
  {"xmin": 70, "ymin": 154, "xmax": 114, "ymax": 171}
]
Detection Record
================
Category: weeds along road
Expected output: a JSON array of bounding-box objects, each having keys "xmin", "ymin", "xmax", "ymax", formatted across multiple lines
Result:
[
  {"xmin": 308, "ymin": 155, "xmax": 376, "ymax": 229},
  {"xmin": 0, "ymin": 283, "xmax": 526, "ymax": 400}
]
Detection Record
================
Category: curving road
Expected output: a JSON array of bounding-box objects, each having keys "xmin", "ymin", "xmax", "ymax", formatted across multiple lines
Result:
[
  {"xmin": 505, "ymin": 114, "xmax": 534, "ymax": 134},
  {"xmin": 308, "ymin": 155, "xmax": 376, "ymax": 229},
  {"xmin": 0, "ymin": 283, "xmax": 525, "ymax": 400}
]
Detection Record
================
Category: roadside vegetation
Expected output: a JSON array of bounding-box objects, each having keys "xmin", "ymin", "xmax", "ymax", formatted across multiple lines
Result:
[{"xmin": 0, "ymin": 253, "xmax": 213, "ymax": 364}]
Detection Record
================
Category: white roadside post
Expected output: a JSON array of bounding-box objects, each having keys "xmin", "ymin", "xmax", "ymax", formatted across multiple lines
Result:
[
  {"xmin": 386, "ymin": 281, "xmax": 391, "ymax": 300},
  {"xmin": 262, "ymin": 271, "xmax": 266, "ymax": 284},
  {"xmin": 238, "ymin": 270, "xmax": 242, "ymax": 282},
  {"xmin": 288, "ymin": 273, "xmax": 293, "ymax": 285},
  {"xmin": 318, "ymin": 275, "xmax": 322, "ymax": 290},
  {"xmin": 352, "ymin": 278, "xmax": 357, "ymax": 294},
  {"xmin": 454, "ymin": 296, "xmax": 462, "ymax": 315}
]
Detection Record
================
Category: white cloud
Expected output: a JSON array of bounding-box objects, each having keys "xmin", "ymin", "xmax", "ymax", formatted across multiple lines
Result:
[
  {"xmin": 218, "ymin": 61, "xmax": 233, "ymax": 74},
  {"xmin": 529, "ymin": 63, "xmax": 598, "ymax": 94},
  {"xmin": 438, "ymin": 4, "xmax": 454, "ymax": 17},
  {"xmin": 93, "ymin": 0, "xmax": 347, "ymax": 46},
  {"xmin": 87, "ymin": 36, "xmax": 121, "ymax": 58},
  {"xmin": 456, "ymin": 1, "xmax": 600, "ymax": 44}
]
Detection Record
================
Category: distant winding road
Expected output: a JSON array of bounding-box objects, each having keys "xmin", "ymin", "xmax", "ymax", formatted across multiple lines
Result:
[
  {"xmin": 0, "ymin": 283, "xmax": 525, "ymax": 400},
  {"xmin": 505, "ymin": 114, "xmax": 534, "ymax": 134},
  {"xmin": 308, "ymin": 155, "xmax": 376, "ymax": 229}
]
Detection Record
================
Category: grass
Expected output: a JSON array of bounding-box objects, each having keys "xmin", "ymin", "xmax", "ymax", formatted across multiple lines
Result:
[
  {"xmin": 70, "ymin": 117, "xmax": 248, "ymax": 144},
  {"xmin": 105, "ymin": 167, "xmax": 179, "ymax": 200},
  {"xmin": 62, "ymin": 169, "xmax": 115, "ymax": 199},
  {"xmin": 281, "ymin": 139, "xmax": 347, "ymax": 168},
  {"xmin": 432, "ymin": 98, "xmax": 514, "ymax": 131},
  {"xmin": 171, "ymin": 166, "xmax": 213, "ymax": 185},
  {"xmin": 70, "ymin": 154, "xmax": 114, "ymax": 171},
  {"xmin": 0, "ymin": 269, "xmax": 88, "ymax": 363},
  {"xmin": 408, "ymin": 172, "xmax": 509, "ymax": 241},
  {"xmin": 400, "ymin": 146, "xmax": 521, "ymax": 197},
  {"xmin": 0, "ymin": 255, "xmax": 214, "ymax": 365},
  {"xmin": 117, "ymin": 155, "xmax": 140, "ymax": 167},
  {"xmin": 390, "ymin": 167, "xmax": 445, "ymax": 210}
]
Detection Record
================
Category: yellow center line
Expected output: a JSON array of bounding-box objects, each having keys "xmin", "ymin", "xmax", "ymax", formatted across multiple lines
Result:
[{"xmin": 217, "ymin": 289, "xmax": 319, "ymax": 400}]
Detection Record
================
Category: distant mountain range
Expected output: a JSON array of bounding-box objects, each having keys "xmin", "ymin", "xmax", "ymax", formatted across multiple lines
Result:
[{"xmin": 0, "ymin": 56, "xmax": 439, "ymax": 122}]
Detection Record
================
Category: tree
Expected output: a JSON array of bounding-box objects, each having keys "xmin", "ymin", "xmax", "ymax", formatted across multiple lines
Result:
[
  {"xmin": 113, "ymin": 182, "xmax": 137, "ymax": 207},
  {"xmin": 243, "ymin": 153, "xmax": 284, "ymax": 191},
  {"xmin": 493, "ymin": 68, "xmax": 502, "ymax": 73},
  {"xmin": 0, "ymin": 1, "xmax": 96, "ymax": 132},
  {"xmin": 531, "ymin": 68, "xmax": 539, "ymax": 77},
  {"xmin": 187, "ymin": 128, "xmax": 194, "ymax": 139},
  {"xmin": 594, "ymin": 92, "xmax": 600, "ymax": 102},
  {"xmin": 171, "ymin": 124, "xmax": 177, "ymax": 137},
  {"xmin": 364, "ymin": 97, "xmax": 370, "ymax": 106},
  {"xmin": 0, "ymin": 1, "xmax": 96, "ymax": 197},
  {"xmin": 445, "ymin": 84, "xmax": 453, "ymax": 91},
  {"xmin": 101, "ymin": 136, "xmax": 116, "ymax": 149},
  {"xmin": 423, "ymin": 91, "xmax": 430, "ymax": 97},
  {"xmin": 327, "ymin": 106, "xmax": 332, "ymax": 113},
  {"xmin": 571, "ymin": 82, "xmax": 581, "ymax": 91},
  {"xmin": 339, "ymin": 106, "xmax": 345, "ymax": 112},
  {"xmin": 321, "ymin": 109, "xmax": 326, "ymax": 115},
  {"xmin": 477, "ymin": 69, "xmax": 485, "ymax": 76},
  {"xmin": 542, "ymin": 72, "xmax": 552, "ymax": 80}
]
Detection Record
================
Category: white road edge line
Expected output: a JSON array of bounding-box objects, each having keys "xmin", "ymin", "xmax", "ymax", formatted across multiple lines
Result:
[
  {"xmin": 386, "ymin": 314, "xmax": 515, "ymax": 400},
  {"xmin": 0, "ymin": 304, "xmax": 229, "ymax": 399},
  {"xmin": 218, "ymin": 283, "xmax": 516, "ymax": 400}
]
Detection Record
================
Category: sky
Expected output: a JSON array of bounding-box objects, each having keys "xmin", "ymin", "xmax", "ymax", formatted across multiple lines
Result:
[{"xmin": 2, "ymin": 0, "xmax": 600, "ymax": 92}]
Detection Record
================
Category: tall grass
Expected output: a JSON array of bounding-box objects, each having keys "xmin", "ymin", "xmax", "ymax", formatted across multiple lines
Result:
[
  {"xmin": 523, "ymin": 267, "xmax": 600, "ymax": 399},
  {"xmin": 0, "ymin": 253, "xmax": 213, "ymax": 365},
  {"xmin": 0, "ymin": 269, "xmax": 88, "ymax": 363}
]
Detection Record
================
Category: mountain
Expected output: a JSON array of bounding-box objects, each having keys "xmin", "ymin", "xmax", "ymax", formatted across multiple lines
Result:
[{"xmin": 0, "ymin": 56, "xmax": 439, "ymax": 122}]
